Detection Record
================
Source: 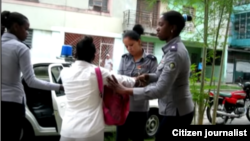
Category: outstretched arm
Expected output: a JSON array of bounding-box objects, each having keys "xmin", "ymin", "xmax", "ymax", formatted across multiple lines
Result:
[
  {"xmin": 101, "ymin": 67, "xmax": 135, "ymax": 87},
  {"xmin": 108, "ymin": 53, "xmax": 180, "ymax": 100},
  {"xmin": 147, "ymin": 57, "xmax": 159, "ymax": 83},
  {"xmin": 19, "ymin": 46, "xmax": 61, "ymax": 91},
  {"xmin": 133, "ymin": 57, "xmax": 179, "ymax": 100}
]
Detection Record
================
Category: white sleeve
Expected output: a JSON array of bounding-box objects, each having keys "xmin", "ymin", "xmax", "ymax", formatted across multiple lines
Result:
[{"xmin": 100, "ymin": 67, "xmax": 135, "ymax": 87}]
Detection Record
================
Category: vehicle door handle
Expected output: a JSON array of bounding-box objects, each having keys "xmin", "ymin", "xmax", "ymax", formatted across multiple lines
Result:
[{"xmin": 60, "ymin": 103, "xmax": 65, "ymax": 108}]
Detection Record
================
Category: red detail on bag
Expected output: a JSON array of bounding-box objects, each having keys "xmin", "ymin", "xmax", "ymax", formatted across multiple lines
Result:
[{"xmin": 95, "ymin": 67, "xmax": 129, "ymax": 125}]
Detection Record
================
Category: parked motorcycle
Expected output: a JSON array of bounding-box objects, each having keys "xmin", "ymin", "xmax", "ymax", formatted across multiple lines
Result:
[{"xmin": 206, "ymin": 82, "xmax": 250, "ymax": 125}]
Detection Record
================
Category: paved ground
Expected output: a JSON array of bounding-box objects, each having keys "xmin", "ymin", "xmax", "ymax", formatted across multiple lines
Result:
[
  {"xmin": 203, "ymin": 114, "xmax": 250, "ymax": 125},
  {"xmin": 195, "ymin": 107, "xmax": 250, "ymax": 125},
  {"xmin": 34, "ymin": 136, "xmax": 60, "ymax": 141}
]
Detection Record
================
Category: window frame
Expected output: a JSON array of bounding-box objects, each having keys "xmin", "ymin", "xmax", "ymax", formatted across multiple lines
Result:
[
  {"xmin": 234, "ymin": 12, "xmax": 250, "ymax": 39},
  {"xmin": 33, "ymin": 65, "xmax": 50, "ymax": 82},
  {"xmin": 23, "ymin": 29, "xmax": 33, "ymax": 48},
  {"xmin": 141, "ymin": 41, "xmax": 155, "ymax": 55},
  {"xmin": 88, "ymin": 0, "xmax": 109, "ymax": 13},
  {"xmin": 235, "ymin": 0, "xmax": 250, "ymax": 6}
]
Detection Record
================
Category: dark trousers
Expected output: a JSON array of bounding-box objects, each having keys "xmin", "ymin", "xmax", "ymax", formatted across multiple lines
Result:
[
  {"xmin": 116, "ymin": 111, "xmax": 148, "ymax": 141},
  {"xmin": 2, "ymin": 101, "xmax": 25, "ymax": 141},
  {"xmin": 155, "ymin": 110, "xmax": 194, "ymax": 141}
]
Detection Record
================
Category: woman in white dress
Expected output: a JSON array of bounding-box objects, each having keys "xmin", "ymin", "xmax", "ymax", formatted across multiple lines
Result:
[{"xmin": 59, "ymin": 36, "xmax": 136, "ymax": 141}]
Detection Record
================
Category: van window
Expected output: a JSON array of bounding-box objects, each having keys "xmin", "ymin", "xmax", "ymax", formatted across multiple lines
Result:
[
  {"xmin": 50, "ymin": 65, "xmax": 65, "ymax": 96},
  {"xmin": 34, "ymin": 66, "xmax": 49, "ymax": 81}
]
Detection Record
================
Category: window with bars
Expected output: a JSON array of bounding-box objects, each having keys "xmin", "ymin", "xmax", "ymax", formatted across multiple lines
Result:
[
  {"xmin": 183, "ymin": 6, "xmax": 195, "ymax": 32},
  {"xmin": 89, "ymin": 0, "xmax": 108, "ymax": 12},
  {"xmin": 234, "ymin": 12, "xmax": 250, "ymax": 39},
  {"xmin": 23, "ymin": 29, "xmax": 33, "ymax": 48},
  {"xmin": 136, "ymin": 0, "xmax": 160, "ymax": 28},
  {"xmin": 142, "ymin": 42, "xmax": 154, "ymax": 55}
]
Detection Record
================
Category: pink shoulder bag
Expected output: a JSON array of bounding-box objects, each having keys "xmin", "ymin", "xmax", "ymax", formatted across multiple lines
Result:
[{"xmin": 95, "ymin": 67, "xmax": 130, "ymax": 125}]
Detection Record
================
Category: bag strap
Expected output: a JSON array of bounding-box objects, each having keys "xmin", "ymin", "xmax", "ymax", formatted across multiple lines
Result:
[{"xmin": 95, "ymin": 67, "xmax": 103, "ymax": 97}]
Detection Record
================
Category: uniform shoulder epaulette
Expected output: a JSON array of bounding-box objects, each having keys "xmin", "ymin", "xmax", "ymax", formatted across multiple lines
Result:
[
  {"xmin": 146, "ymin": 54, "xmax": 157, "ymax": 61},
  {"xmin": 122, "ymin": 53, "xmax": 129, "ymax": 58},
  {"xmin": 170, "ymin": 43, "xmax": 178, "ymax": 52}
]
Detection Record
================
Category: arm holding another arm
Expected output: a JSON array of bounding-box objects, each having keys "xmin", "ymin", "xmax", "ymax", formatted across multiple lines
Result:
[
  {"xmin": 108, "ymin": 53, "xmax": 180, "ymax": 101},
  {"xmin": 133, "ymin": 54, "xmax": 179, "ymax": 100},
  {"xmin": 101, "ymin": 67, "xmax": 135, "ymax": 88},
  {"xmin": 116, "ymin": 56, "xmax": 135, "ymax": 87},
  {"xmin": 136, "ymin": 56, "xmax": 159, "ymax": 85}
]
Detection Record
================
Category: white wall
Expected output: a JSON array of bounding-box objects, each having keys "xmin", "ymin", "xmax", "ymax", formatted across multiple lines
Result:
[
  {"xmin": 39, "ymin": 0, "xmax": 138, "ymax": 18},
  {"xmin": 112, "ymin": 0, "xmax": 137, "ymax": 18},
  {"xmin": 38, "ymin": 0, "xmax": 66, "ymax": 6},
  {"xmin": 2, "ymin": 2, "xmax": 123, "ymax": 33},
  {"xmin": 3, "ymin": 1, "xmax": 166, "ymax": 33},
  {"xmin": 30, "ymin": 30, "xmax": 64, "ymax": 61},
  {"xmin": 112, "ymin": 38, "xmax": 127, "ymax": 73},
  {"xmin": 39, "ymin": 0, "xmax": 89, "ymax": 9},
  {"xmin": 3, "ymin": 0, "xmax": 166, "ymax": 69}
]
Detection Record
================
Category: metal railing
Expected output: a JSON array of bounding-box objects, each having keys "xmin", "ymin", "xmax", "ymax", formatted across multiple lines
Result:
[{"xmin": 123, "ymin": 10, "xmax": 158, "ymax": 35}]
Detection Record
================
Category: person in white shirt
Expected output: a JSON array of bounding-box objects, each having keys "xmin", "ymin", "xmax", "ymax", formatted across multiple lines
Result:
[
  {"xmin": 59, "ymin": 36, "xmax": 135, "ymax": 141},
  {"xmin": 104, "ymin": 54, "xmax": 113, "ymax": 71}
]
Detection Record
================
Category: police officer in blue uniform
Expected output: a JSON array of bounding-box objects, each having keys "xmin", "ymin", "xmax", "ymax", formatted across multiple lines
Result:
[
  {"xmin": 1, "ymin": 11, "xmax": 63, "ymax": 141},
  {"xmin": 108, "ymin": 11, "xmax": 194, "ymax": 141},
  {"xmin": 116, "ymin": 24, "xmax": 158, "ymax": 141}
]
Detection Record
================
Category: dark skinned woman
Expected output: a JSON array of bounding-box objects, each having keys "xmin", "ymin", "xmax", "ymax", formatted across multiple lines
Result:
[{"xmin": 107, "ymin": 11, "xmax": 194, "ymax": 141}]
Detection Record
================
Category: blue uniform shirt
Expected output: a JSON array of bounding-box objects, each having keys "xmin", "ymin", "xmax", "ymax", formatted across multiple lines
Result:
[
  {"xmin": 1, "ymin": 33, "xmax": 60, "ymax": 104},
  {"xmin": 118, "ymin": 50, "xmax": 158, "ymax": 112},
  {"xmin": 133, "ymin": 36, "xmax": 194, "ymax": 116}
]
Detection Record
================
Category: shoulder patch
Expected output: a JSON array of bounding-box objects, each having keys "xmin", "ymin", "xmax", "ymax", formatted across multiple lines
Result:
[
  {"xmin": 169, "ymin": 62, "xmax": 176, "ymax": 69},
  {"xmin": 122, "ymin": 53, "xmax": 129, "ymax": 58},
  {"xmin": 146, "ymin": 54, "xmax": 157, "ymax": 61},
  {"xmin": 170, "ymin": 44, "xmax": 178, "ymax": 52}
]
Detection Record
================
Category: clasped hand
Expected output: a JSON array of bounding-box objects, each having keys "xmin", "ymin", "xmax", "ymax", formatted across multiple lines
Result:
[
  {"xmin": 107, "ymin": 74, "xmax": 149, "ymax": 95},
  {"xmin": 134, "ymin": 74, "xmax": 149, "ymax": 87}
]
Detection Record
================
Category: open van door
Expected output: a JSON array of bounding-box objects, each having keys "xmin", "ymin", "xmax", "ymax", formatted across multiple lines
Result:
[{"xmin": 48, "ymin": 64, "xmax": 66, "ymax": 132}]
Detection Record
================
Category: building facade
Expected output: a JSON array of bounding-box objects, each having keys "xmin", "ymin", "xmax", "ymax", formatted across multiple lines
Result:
[
  {"xmin": 227, "ymin": 1, "xmax": 250, "ymax": 83},
  {"xmin": 2, "ymin": 0, "xmax": 168, "ymax": 72},
  {"xmin": 2, "ymin": 0, "xmax": 230, "ymax": 80}
]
